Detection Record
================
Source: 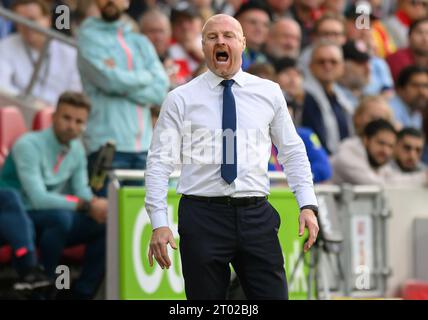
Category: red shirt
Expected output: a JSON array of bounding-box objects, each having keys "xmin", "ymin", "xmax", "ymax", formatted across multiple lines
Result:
[{"xmin": 386, "ymin": 47, "xmax": 415, "ymax": 82}]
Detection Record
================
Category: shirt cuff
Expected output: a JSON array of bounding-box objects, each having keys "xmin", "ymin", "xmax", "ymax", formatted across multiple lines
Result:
[
  {"xmin": 295, "ymin": 189, "xmax": 318, "ymax": 209},
  {"xmin": 149, "ymin": 210, "xmax": 169, "ymax": 230}
]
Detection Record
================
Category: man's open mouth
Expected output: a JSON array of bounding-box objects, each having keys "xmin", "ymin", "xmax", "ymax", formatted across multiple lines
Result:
[{"xmin": 215, "ymin": 50, "xmax": 229, "ymax": 63}]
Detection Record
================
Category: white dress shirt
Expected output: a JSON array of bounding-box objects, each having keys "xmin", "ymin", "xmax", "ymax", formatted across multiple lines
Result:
[
  {"xmin": 145, "ymin": 69, "xmax": 318, "ymax": 229},
  {"xmin": 0, "ymin": 34, "xmax": 82, "ymax": 105}
]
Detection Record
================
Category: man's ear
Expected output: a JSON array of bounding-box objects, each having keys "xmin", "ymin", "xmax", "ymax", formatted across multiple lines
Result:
[{"xmin": 242, "ymin": 35, "xmax": 246, "ymax": 52}]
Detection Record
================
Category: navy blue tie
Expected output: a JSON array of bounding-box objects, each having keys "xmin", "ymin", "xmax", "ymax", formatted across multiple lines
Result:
[{"xmin": 221, "ymin": 79, "xmax": 237, "ymax": 184}]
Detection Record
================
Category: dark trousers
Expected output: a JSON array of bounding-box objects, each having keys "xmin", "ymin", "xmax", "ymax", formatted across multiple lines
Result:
[
  {"xmin": 87, "ymin": 151, "xmax": 148, "ymax": 198},
  {"xmin": 178, "ymin": 197, "xmax": 288, "ymax": 300},
  {"xmin": 28, "ymin": 209, "xmax": 105, "ymax": 298},
  {"xmin": 0, "ymin": 189, "xmax": 37, "ymax": 273}
]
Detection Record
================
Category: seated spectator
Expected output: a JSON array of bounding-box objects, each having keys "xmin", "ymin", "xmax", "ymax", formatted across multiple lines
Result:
[
  {"xmin": 353, "ymin": 95, "xmax": 395, "ymax": 136},
  {"xmin": 0, "ymin": 0, "xmax": 82, "ymax": 105},
  {"xmin": 264, "ymin": 17, "xmax": 302, "ymax": 64},
  {"xmin": 274, "ymin": 57, "xmax": 306, "ymax": 125},
  {"xmin": 301, "ymin": 41, "xmax": 354, "ymax": 154},
  {"xmin": 265, "ymin": 0, "xmax": 293, "ymax": 19},
  {"xmin": 393, "ymin": 127, "xmax": 426, "ymax": 172},
  {"xmin": 389, "ymin": 65, "xmax": 428, "ymax": 129},
  {"xmin": 234, "ymin": 0, "xmax": 272, "ymax": 71},
  {"xmin": 331, "ymin": 119, "xmax": 428, "ymax": 186},
  {"xmin": 383, "ymin": 0, "xmax": 428, "ymax": 50},
  {"xmin": 337, "ymin": 40, "xmax": 371, "ymax": 109},
  {"xmin": 0, "ymin": 188, "xmax": 51, "ymax": 292},
  {"xmin": 321, "ymin": 0, "xmax": 347, "ymax": 15},
  {"xmin": 140, "ymin": 8, "xmax": 180, "ymax": 89},
  {"xmin": 247, "ymin": 60, "xmax": 333, "ymax": 183},
  {"xmin": 345, "ymin": 7, "xmax": 395, "ymax": 98},
  {"xmin": 386, "ymin": 18, "xmax": 428, "ymax": 82},
  {"xmin": 298, "ymin": 12, "xmax": 347, "ymax": 77},
  {"xmin": 0, "ymin": 92, "xmax": 107, "ymax": 299},
  {"xmin": 169, "ymin": 1, "xmax": 204, "ymax": 84},
  {"xmin": 290, "ymin": 0, "xmax": 324, "ymax": 49}
]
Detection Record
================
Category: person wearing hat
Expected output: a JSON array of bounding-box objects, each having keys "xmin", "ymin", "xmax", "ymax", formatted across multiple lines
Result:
[
  {"xmin": 234, "ymin": 0, "xmax": 272, "ymax": 71},
  {"xmin": 337, "ymin": 40, "xmax": 371, "ymax": 109}
]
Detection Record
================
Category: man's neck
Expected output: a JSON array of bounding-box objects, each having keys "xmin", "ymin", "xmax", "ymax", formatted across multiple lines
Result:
[
  {"xmin": 322, "ymin": 82, "xmax": 335, "ymax": 95},
  {"xmin": 413, "ymin": 53, "xmax": 428, "ymax": 67}
]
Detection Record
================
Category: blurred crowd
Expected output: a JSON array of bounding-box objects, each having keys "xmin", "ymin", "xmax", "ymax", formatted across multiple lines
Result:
[{"xmin": 0, "ymin": 0, "xmax": 428, "ymax": 299}]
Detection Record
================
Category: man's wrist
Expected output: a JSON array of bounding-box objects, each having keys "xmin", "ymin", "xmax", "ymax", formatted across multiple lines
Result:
[
  {"xmin": 77, "ymin": 199, "xmax": 91, "ymax": 213},
  {"xmin": 300, "ymin": 205, "xmax": 318, "ymax": 217}
]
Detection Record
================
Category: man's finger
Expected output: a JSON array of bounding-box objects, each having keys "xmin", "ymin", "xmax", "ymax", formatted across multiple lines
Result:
[
  {"xmin": 148, "ymin": 247, "xmax": 154, "ymax": 267},
  {"xmin": 153, "ymin": 244, "xmax": 167, "ymax": 268},
  {"xmin": 160, "ymin": 242, "xmax": 171, "ymax": 269},
  {"xmin": 299, "ymin": 218, "xmax": 305, "ymax": 236},
  {"xmin": 169, "ymin": 236, "xmax": 178, "ymax": 250}
]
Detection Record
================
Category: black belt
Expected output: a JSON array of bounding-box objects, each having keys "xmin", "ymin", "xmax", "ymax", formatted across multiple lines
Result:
[{"xmin": 182, "ymin": 194, "xmax": 267, "ymax": 206}]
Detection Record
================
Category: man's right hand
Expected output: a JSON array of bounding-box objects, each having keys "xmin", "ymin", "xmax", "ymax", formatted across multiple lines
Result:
[
  {"xmin": 89, "ymin": 197, "xmax": 108, "ymax": 224},
  {"xmin": 148, "ymin": 227, "xmax": 177, "ymax": 269}
]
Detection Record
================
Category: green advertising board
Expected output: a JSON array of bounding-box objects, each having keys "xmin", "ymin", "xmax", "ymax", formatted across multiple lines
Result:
[{"xmin": 118, "ymin": 188, "xmax": 311, "ymax": 300}]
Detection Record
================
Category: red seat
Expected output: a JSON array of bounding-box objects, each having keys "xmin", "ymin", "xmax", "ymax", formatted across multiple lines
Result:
[
  {"xmin": 402, "ymin": 280, "xmax": 428, "ymax": 300},
  {"xmin": 0, "ymin": 106, "xmax": 27, "ymax": 167},
  {"xmin": 32, "ymin": 107, "xmax": 54, "ymax": 131}
]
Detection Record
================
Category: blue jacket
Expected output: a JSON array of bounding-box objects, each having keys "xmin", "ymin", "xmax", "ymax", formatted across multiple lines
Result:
[
  {"xmin": 269, "ymin": 127, "xmax": 332, "ymax": 183},
  {"xmin": 77, "ymin": 17, "xmax": 169, "ymax": 153}
]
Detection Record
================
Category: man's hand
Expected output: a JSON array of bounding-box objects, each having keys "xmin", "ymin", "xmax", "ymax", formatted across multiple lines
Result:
[
  {"xmin": 299, "ymin": 209, "xmax": 319, "ymax": 252},
  {"xmin": 148, "ymin": 227, "xmax": 177, "ymax": 269},
  {"xmin": 89, "ymin": 197, "xmax": 108, "ymax": 224}
]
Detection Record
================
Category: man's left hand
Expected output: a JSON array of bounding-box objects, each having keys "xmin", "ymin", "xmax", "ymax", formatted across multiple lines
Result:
[{"xmin": 299, "ymin": 209, "xmax": 319, "ymax": 252}]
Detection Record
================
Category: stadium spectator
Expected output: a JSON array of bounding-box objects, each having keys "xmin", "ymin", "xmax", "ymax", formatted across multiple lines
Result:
[
  {"xmin": 234, "ymin": 0, "xmax": 272, "ymax": 71},
  {"xmin": 298, "ymin": 12, "xmax": 347, "ymax": 76},
  {"xmin": 169, "ymin": 1, "xmax": 204, "ymax": 84},
  {"xmin": 290, "ymin": 0, "xmax": 324, "ymax": 49},
  {"xmin": 301, "ymin": 41, "xmax": 353, "ymax": 154},
  {"xmin": 77, "ymin": 0, "xmax": 169, "ymax": 197},
  {"xmin": 321, "ymin": 0, "xmax": 347, "ymax": 15},
  {"xmin": 393, "ymin": 127, "xmax": 426, "ymax": 172},
  {"xmin": 0, "ymin": 92, "xmax": 107, "ymax": 299},
  {"xmin": 265, "ymin": 0, "xmax": 293, "ymax": 19},
  {"xmin": 389, "ymin": 65, "xmax": 428, "ymax": 129},
  {"xmin": 353, "ymin": 95, "xmax": 395, "ymax": 136},
  {"xmin": 0, "ymin": 188, "xmax": 51, "ymax": 292},
  {"xmin": 264, "ymin": 17, "xmax": 302, "ymax": 63},
  {"xmin": 337, "ymin": 40, "xmax": 371, "ymax": 109},
  {"xmin": 274, "ymin": 57, "xmax": 305, "ymax": 125},
  {"xmin": 190, "ymin": 0, "xmax": 215, "ymax": 23},
  {"xmin": 383, "ymin": 0, "xmax": 428, "ymax": 50},
  {"xmin": 140, "ymin": 9, "xmax": 180, "ymax": 89},
  {"xmin": 0, "ymin": 0, "xmax": 82, "ymax": 105},
  {"xmin": 386, "ymin": 18, "xmax": 428, "ymax": 82},
  {"xmin": 331, "ymin": 119, "xmax": 428, "ymax": 186},
  {"xmin": 345, "ymin": 6, "xmax": 395, "ymax": 98}
]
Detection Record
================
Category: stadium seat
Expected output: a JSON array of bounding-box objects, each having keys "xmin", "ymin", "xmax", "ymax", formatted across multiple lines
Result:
[
  {"xmin": 0, "ymin": 106, "xmax": 27, "ymax": 167},
  {"xmin": 402, "ymin": 280, "xmax": 428, "ymax": 300},
  {"xmin": 32, "ymin": 107, "xmax": 54, "ymax": 131}
]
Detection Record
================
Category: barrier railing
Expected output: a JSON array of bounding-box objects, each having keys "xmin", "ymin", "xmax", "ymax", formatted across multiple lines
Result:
[{"xmin": 106, "ymin": 170, "xmax": 392, "ymax": 300}]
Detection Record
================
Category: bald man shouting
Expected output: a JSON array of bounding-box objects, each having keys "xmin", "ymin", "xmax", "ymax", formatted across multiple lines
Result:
[{"xmin": 145, "ymin": 14, "xmax": 319, "ymax": 300}]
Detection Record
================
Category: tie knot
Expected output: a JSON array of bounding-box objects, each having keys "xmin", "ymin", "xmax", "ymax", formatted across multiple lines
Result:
[{"xmin": 221, "ymin": 79, "xmax": 235, "ymax": 88}]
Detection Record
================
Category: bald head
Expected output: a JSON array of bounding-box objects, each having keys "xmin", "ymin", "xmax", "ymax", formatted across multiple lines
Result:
[
  {"xmin": 265, "ymin": 17, "xmax": 301, "ymax": 59},
  {"xmin": 202, "ymin": 14, "xmax": 244, "ymax": 40}
]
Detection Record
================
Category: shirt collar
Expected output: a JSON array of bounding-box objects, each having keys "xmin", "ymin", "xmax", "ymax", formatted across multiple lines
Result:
[
  {"xmin": 205, "ymin": 68, "xmax": 247, "ymax": 89},
  {"xmin": 44, "ymin": 127, "xmax": 70, "ymax": 153}
]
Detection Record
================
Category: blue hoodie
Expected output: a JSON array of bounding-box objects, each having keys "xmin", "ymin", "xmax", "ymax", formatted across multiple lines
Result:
[{"xmin": 77, "ymin": 17, "xmax": 169, "ymax": 153}]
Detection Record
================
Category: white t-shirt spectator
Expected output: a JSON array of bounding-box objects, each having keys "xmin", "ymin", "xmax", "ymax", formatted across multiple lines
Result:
[{"xmin": 0, "ymin": 33, "xmax": 82, "ymax": 105}]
